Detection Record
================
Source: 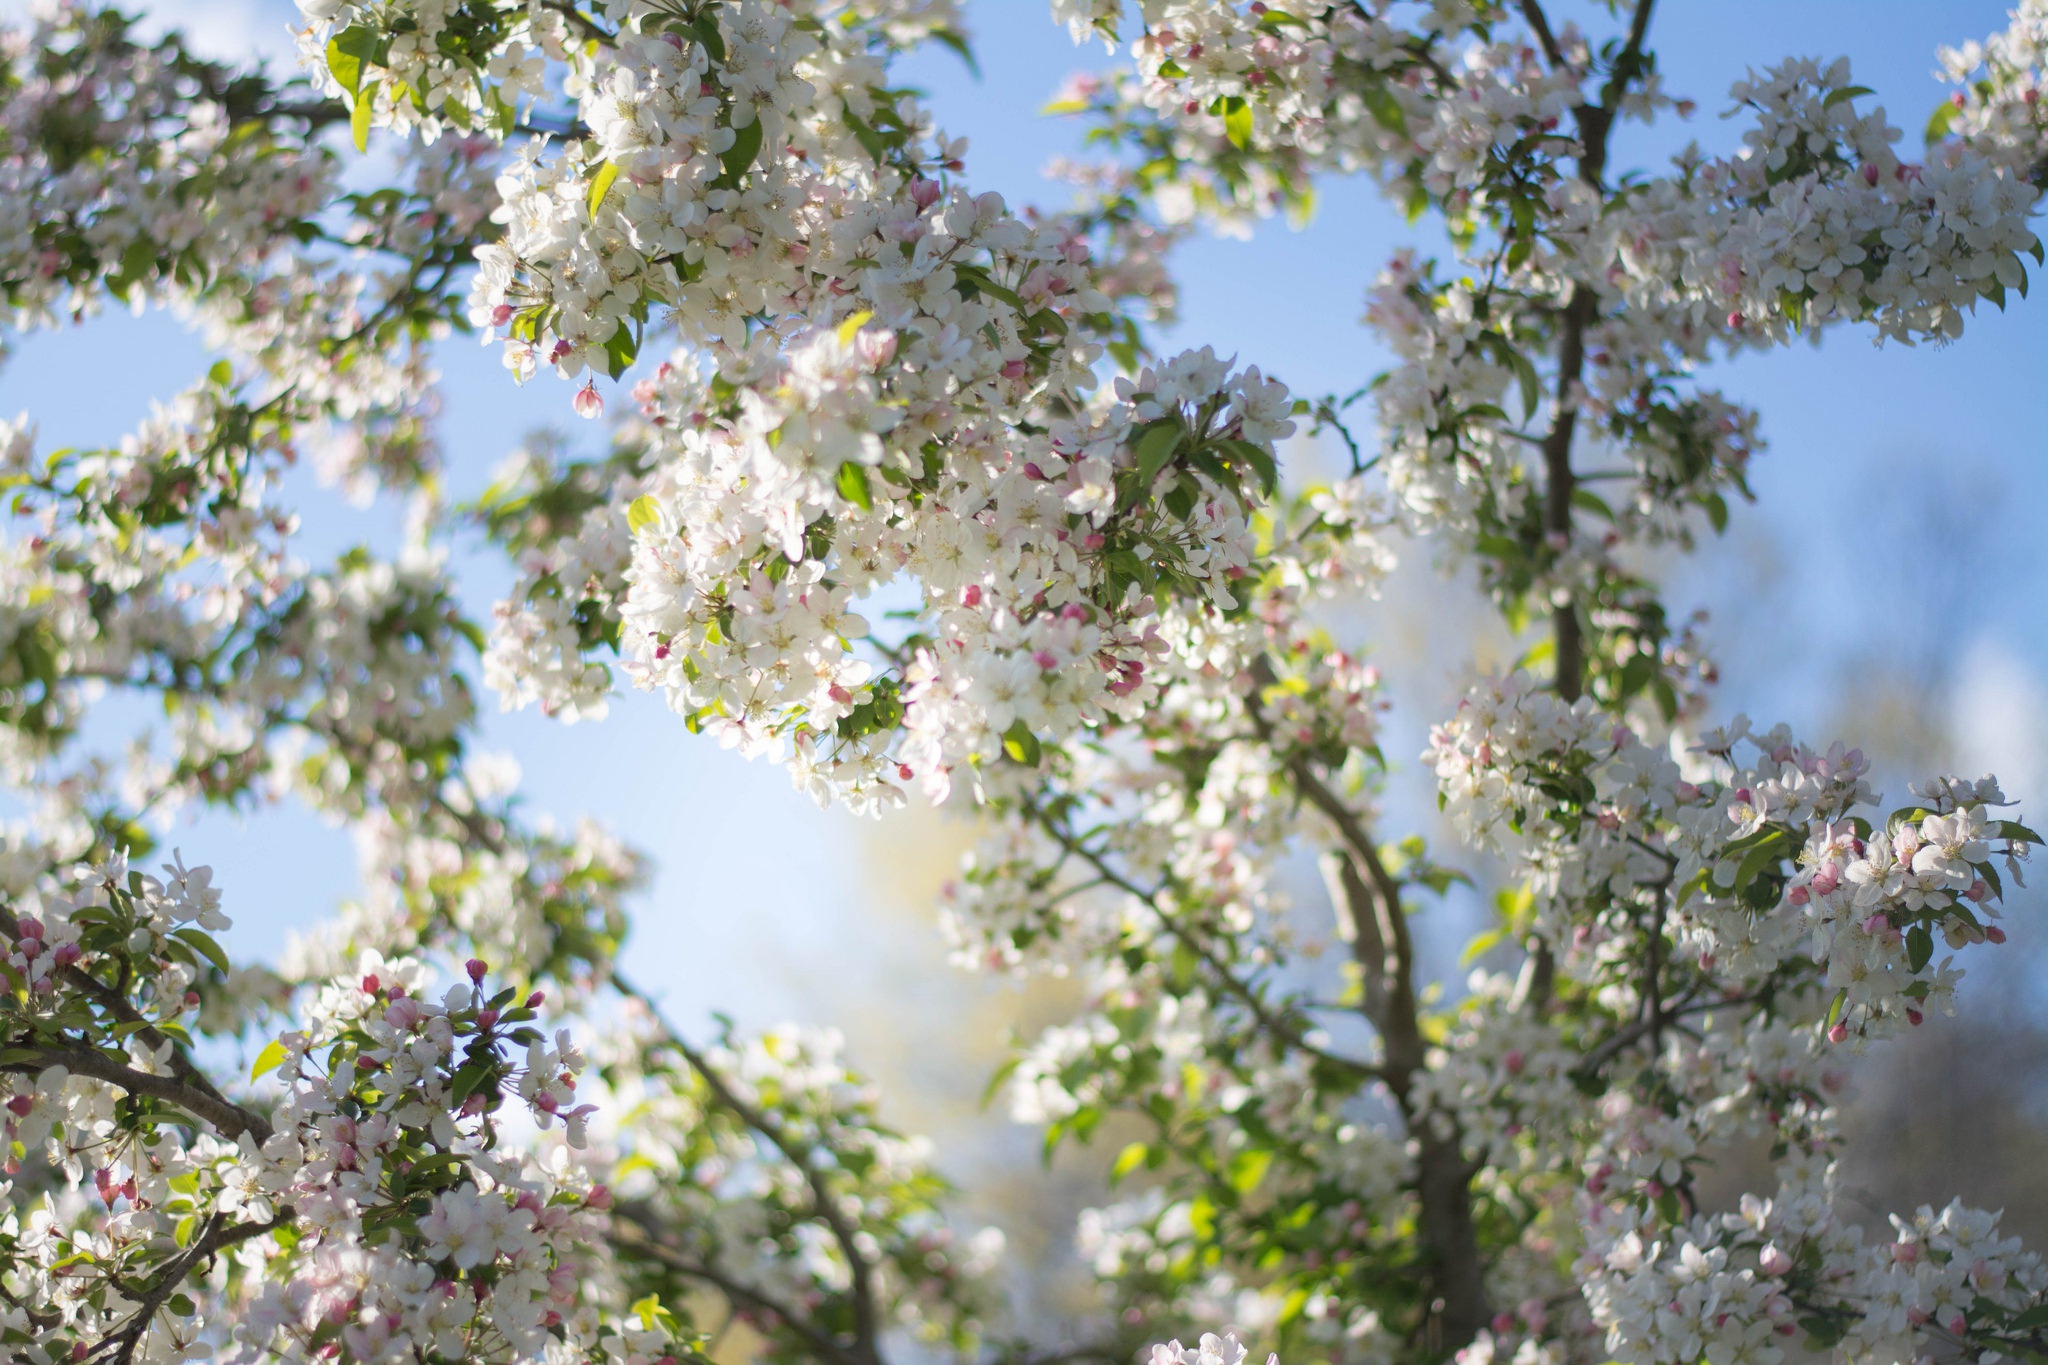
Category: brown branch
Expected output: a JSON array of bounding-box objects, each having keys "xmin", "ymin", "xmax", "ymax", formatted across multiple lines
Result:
[
  {"xmin": 1021, "ymin": 798, "xmax": 1384, "ymax": 1083},
  {"xmin": 0, "ymin": 908, "xmax": 266, "ymax": 1143},
  {"xmin": 3, "ymin": 1043, "xmax": 269, "ymax": 1145},
  {"xmin": 610, "ymin": 973, "xmax": 882, "ymax": 1365},
  {"xmin": 1541, "ymin": 284, "xmax": 1596, "ymax": 705},
  {"xmin": 1517, "ymin": 0, "xmax": 1566, "ymax": 70},
  {"xmin": 611, "ymin": 1205, "xmax": 871, "ymax": 1365},
  {"xmin": 90, "ymin": 1210, "xmax": 285, "ymax": 1365},
  {"xmin": 1240, "ymin": 668, "xmax": 1491, "ymax": 1351}
]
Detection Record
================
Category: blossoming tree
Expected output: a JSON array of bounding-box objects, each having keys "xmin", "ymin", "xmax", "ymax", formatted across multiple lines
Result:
[{"xmin": 2, "ymin": 0, "xmax": 2048, "ymax": 1361}]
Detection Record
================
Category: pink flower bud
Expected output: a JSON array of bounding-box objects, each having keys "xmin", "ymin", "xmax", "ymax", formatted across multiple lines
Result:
[
  {"xmin": 361, "ymin": 975, "xmax": 380, "ymax": 995},
  {"xmin": 1000, "ymin": 359, "xmax": 1029, "ymax": 381},
  {"xmin": 526, "ymin": 990, "xmax": 546, "ymax": 1009},
  {"xmin": 573, "ymin": 382, "xmax": 603, "ymax": 420},
  {"xmin": 909, "ymin": 178, "xmax": 942, "ymax": 209},
  {"xmin": 855, "ymin": 328, "xmax": 897, "ymax": 370},
  {"xmin": 962, "ymin": 585, "xmax": 982, "ymax": 608},
  {"xmin": 490, "ymin": 303, "xmax": 513, "ymax": 327},
  {"xmin": 1033, "ymin": 651, "xmax": 1059, "ymax": 671},
  {"xmin": 477, "ymin": 1008, "xmax": 500, "ymax": 1030},
  {"xmin": 1987, "ymin": 925, "xmax": 2007, "ymax": 943},
  {"xmin": 1503, "ymin": 1049, "xmax": 1525, "ymax": 1076},
  {"xmin": 1828, "ymin": 1022, "xmax": 1849, "ymax": 1044},
  {"xmin": 17, "ymin": 919, "xmax": 42, "ymax": 940},
  {"xmin": 51, "ymin": 942, "xmax": 80, "ymax": 967},
  {"xmin": 1759, "ymin": 1245, "xmax": 1793, "ymax": 1276},
  {"xmin": 5, "ymin": 1094, "xmax": 31, "ymax": 1117},
  {"xmin": 466, "ymin": 958, "xmax": 488, "ymax": 984}
]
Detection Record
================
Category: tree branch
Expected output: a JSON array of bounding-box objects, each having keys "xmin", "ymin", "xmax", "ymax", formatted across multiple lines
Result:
[
  {"xmin": 1239, "ymin": 668, "xmax": 1491, "ymax": 1351},
  {"xmin": 611, "ymin": 1204, "xmax": 872, "ymax": 1365},
  {"xmin": 1517, "ymin": 0, "xmax": 1566, "ymax": 70},
  {"xmin": 3, "ymin": 1043, "xmax": 269, "ymax": 1145},
  {"xmin": 1020, "ymin": 797, "xmax": 1384, "ymax": 1084},
  {"xmin": 610, "ymin": 973, "xmax": 882, "ymax": 1365},
  {"xmin": 89, "ymin": 1210, "xmax": 284, "ymax": 1365},
  {"xmin": 0, "ymin": 908, "xmax": 265, "ymax": 1143}
]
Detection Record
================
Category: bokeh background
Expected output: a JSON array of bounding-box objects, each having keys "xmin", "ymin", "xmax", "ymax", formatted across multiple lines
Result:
[{"xmin": 6, "ymin": 0, "xmax": 2048, "ymax": 1327}]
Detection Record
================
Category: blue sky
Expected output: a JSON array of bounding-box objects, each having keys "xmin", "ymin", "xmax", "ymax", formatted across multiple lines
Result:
[{"xmin": 3, "ymin": 0, "xmax": 2045, "ymax": 1040}]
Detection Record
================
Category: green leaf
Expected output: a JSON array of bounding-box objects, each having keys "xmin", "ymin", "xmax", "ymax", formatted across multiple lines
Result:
[
  {"xmin": 718, "ymin": 116, "xmax": 764, "ymax": 188},
  {"xmin": 1508, "ymin": 345, "xmax": 1541, "ymax": 420},
  {"xmin": 1999, "ymin": 820, "xmax": 2045, "ymax": 845},
  {"xmin": 836, "ymin": 462, "xmax": 873, "ymax": 511},
  {"xmin": 1703, "ymin": 491, "xmax": 1730, "ymax": 533},
  {"xmin": 1221, "ymin": 95, "xmax": 1253, "ymax": 150},
  {"xmin": 1110, "ymin": 1141, "xmax": 1148, "ymax": 1183},
  {"xmin": 1823, "ymin": 987, "xmax": 1848, "ymax": 1034},
  {"xmin": 1228, "ymin": 1147, "xmax": 1273, "ymax": 1195},
  {"xmin": 1002, "ymin": 719, "xmax": 1042, "ymax": 767},
  {"xmin": 1906, "ymin": 924, "xmax": 1933, "ymax": 974},
  {"xmin": 930, "ymin": 27, "xmax": 981, "ymax": 78},
  {"xmin": 603, "ymin": 321, "xmax": 638, "ymax": 380},
  {"xmin": 251, "ymin": 1039, "xmax": 288, "ymax": 1081},
  {"xmin": 1925, "ymin": 98, "xmax": 1960, "ymax": 144},
  {"xmin": 1822, "ymin": 84, "xmax": 1873, "ymax": 108},
  {"xmin": 171, "ymin": 927, "xmax": 230, "ymax": 974},
  {"xmin": 325, "ymin": 26, "xmax": 378, "ymax": 97},
  {"xmin": 627, "ymin": 496, "xmax": 662, "ymax": 535},
  {"xmin": 1361, "ymin": 83, "xmax": 1407, "ymax": 137},
  {"xmin": 688, "ymin": 14, "xmax": 726, "ymax": 63},
  {"xmin": 586, "ymin": 160, "xmax": 620, "ymax": 219},
  {"xmin": 351, "ymin": 91, "xmax": 374, "ymax": 153},
  {"xmin": 1132, "ymin": 420, "xmax": 1182, "ymax": 487}
]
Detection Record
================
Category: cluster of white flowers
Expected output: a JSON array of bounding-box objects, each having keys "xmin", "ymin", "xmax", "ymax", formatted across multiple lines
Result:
[
  {"xmin": 230, "ymin": 952, "xmax": 605, "ymax": 1361},
  {"xmin": 1583, "ymin": 1167, "xmax": 2048, "ymax": 1365},
  {"xmin": 1574, "ymin": 57, "xmax": 2043, "ymax": 347},
  {"xmin": 292, "ymin": 0, "xmax": 1305, "ymax": 811},
  {"xmin": 1428, "ymin": 674, "xmax": 2034, "ymax": 1044}
]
